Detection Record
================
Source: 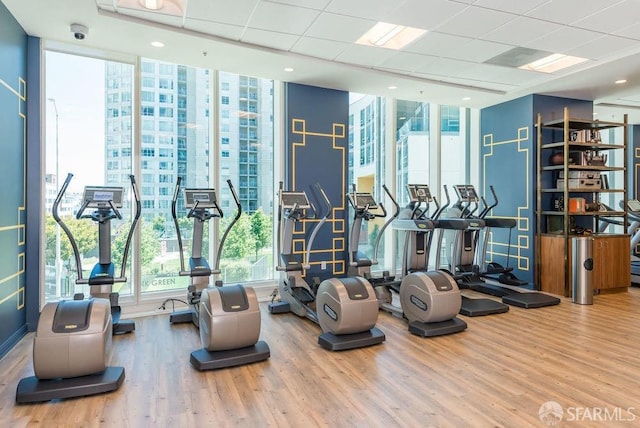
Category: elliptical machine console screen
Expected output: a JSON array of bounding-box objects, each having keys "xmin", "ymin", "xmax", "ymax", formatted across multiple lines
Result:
[
  {"xmin": 407, "ymin": 184, "xmax": 432, "ymax": 202},
  {"xmin": 351, "ymin": 192, "xmax": 377, "ymax": 209},
  {"xmin": 83, "ymin": 186, "xmax": 123, "ymax": 208},
  {"xmin": 281, "ymin": 191, "xmax": 311, "ymax": 210},
  {"xmin": 184, "ymin": 188, "xmax": 217, "ymax": 209},
  {"xmin": 465, "ymin": 185, "xmax": 479, "ymax": 201},
  {"xmin": 627, "ymin": 199, "xmax": 640, "ymax": 213}
]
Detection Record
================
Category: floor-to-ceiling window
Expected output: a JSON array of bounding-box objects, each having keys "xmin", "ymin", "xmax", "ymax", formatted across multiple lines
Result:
[
  {"xmin": 349, "ymin": 94, "xmax": 388, "ymax": 271},
  {"xmin": 131, "ymin": 59, "xmax": 212, "ymax": 296},
  {"xmin": 44, "ymin": 51, "xmax": 135, "ymax": 303},
  {"xmin": 217, "ymin": 72, "xmax": 275, "ymax": 284}
]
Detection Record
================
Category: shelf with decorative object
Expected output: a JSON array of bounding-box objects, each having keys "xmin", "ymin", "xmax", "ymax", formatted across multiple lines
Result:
[{"xmin": 535, "ymin": 107, "xmax": 629, "ymax": 297}]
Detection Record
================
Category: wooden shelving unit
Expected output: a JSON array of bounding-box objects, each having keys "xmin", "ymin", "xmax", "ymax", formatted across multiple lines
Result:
[{"xmin": 535, "ymin": 107, "xmax": 630, "ymax": 296}]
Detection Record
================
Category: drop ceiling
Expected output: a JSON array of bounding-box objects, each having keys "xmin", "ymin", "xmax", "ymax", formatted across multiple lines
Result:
[{"xmin": 4, "ymin": 0, "xmax": 640, "ymax": 122}]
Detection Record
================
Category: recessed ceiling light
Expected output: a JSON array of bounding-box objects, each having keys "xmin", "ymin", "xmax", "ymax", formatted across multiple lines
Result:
[
  {"xmin": 140, "ymin": 0, "xmax": 164, "ymax": 10},
  {"xmin": 151, "ymin": 41, "xmax": 164, "ymax": 47},
  {"xmin": 388, "ymin": 85, "xmax": 398, "ymax": 90},
  {"xmin": 284, "ymin": 67, "xmax": 294, "ymax": 72},
  {"xmin": 117, "ymin": 0, "xmax": 184, "ymax": 16},
  {"xmin": 462, "ymin": 97, "xmax": 471, "ymax": 101},
  {"xmin": 356, "ymin": 22, "xmax": 427, "ymax": 50},
  {"xmin": 615, "ymin": 79, "xmax": 627, "ymax": 84},
  {"xmin": 518, "ymin": 53, "xmax": 587, "ymax": 73}
]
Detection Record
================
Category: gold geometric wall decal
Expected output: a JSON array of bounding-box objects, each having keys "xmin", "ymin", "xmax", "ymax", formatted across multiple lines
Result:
[
  {"xmin": 290, "ymin": 118, "xmax": 347, "ymax": 275},
  {"xmin": 0, "ymin": 76, "xmax": 27, "ymax": 311},
  {"xmin": 482, "ymin": 126, "xmax": 531, "ymax": 271}
]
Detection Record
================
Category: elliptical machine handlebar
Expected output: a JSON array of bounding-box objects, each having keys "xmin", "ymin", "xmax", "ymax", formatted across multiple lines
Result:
[
  {"xmin": 372, "ymin": 184, "xmax": 401, "ymax": 264},
  {"xmin": 304, "ymin": 183, "xmax": 332, "ymax": 270},
  {"xmin": 53, "ymin": 173, "xmax": 84, "ymax": 281},
  {"xmin": 171, "ymin": 177, "xmax": 187, "ymax": 274},
  {"xmin": 479, "ymin": 185, "xmax": 498, "ymax": 219},
  {"xmin": 214, "ymin": 179, "xmax": 242, "ymax": 276},
  {"xmin": 118, "ymin": 174, "xmax": 142, "ymax": 280}
]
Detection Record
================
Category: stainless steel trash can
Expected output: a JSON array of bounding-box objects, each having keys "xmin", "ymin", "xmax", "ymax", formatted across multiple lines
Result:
[{"xmin": 572, "ymin": 236, "xmax": 593, "ymax": 305}]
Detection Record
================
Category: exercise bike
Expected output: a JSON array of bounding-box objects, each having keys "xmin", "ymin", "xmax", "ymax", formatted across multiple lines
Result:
[
  {"xmin": 169, "ymin": 177, "xmax": 269, "ymax": 370},
  {"xmin": 268, "ymin": 183, "xmax": 385, "ymax": 351}
]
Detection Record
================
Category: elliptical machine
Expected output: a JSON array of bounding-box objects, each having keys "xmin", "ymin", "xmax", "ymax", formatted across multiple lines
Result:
[
  {"xmin": 168, "ymin": 177, "xmax": 236, "ymax": 327},
  {"xmin": 378, "ymin": 184, "xmax": 467, "ymax": 336},
  {"xmin": 450, "ymin": 184, "xmax": 559, "ymax": 309},
  {"xmin": 170, "ymin": 177, "xmax": 269, "ymax": 370},
  {"xmin": 55, "ymin": 173, "xmax": 141, "ymax": 334},
  {"xmin": 268, "ymin": 183, "xmax": 385, "ymax": 351},
  {"xmin": 15, "ymin": 173, "xmax": 139, "ymax": 402}
]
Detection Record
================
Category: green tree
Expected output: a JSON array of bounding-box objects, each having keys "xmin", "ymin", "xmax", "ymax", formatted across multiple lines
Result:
[
  {"xmin": 112, "ymin": 220, "xmax": 159, "ymax": 270},
  {"xmin": 250, "ymin": 208, "xmax": 271, "ymax": 261},
  {"xmin": 151, "ymin": 215, "xmax": 167, "ymax": 237},
  {"xmin": 221, "ymin": 213, "xmax": 255, "ymax": 259},
  {"xmin": 369, "ymin": 223, "xmax": 381, "ymax": 257},
  {"xmin": 45, "ymin": 215, "xmax": 98, "ymax": 268}
]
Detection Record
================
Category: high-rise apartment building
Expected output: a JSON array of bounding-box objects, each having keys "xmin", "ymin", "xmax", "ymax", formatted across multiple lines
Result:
[{"xmin": 104, "ymin": 61, "xmax": 274, "ymax": 230}]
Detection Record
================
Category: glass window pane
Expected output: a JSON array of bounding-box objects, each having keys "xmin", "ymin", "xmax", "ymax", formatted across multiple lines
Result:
[
  {"xmin": 218, "ymin": 72, "xmax": 274, "ymax": 284},
  {"xmin": 349, "ymin": 94, "xmax": 388, "ymax": 270},
  {"xmin": 45, "ymin": 51, "xmax": 134, "ymax": 303},
  {"xmin": 137, "ymin": 59, "xmax": 211, "ymax": 295}
]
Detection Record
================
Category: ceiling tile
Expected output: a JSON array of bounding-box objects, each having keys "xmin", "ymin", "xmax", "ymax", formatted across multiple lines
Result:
[
  {"xmin": 464, "ymin": 63, "xmax": 548, "ymax": 86},
  {"xmin": 472, "ymin": 0, "xmax": 549, "ymax": 15},
  {"xmin": 377, "ymin": 52, "xmax": 439, "ymax": 73},
  {"xmin": 523, "ymin": 26, "xmax": 604, "ymax": 54},
  {"xmin": 241, "ymin": 28, "xmax": 301, "ymax": 51},
  {"xmin": 443, "ymin": 39, "xmax": 513, "ymax": 63},
  {"xmin": 525, "ymin": 0, "xmax": 620, "ymax": 25},
  {"xmin": 482, "ymin": 16, "xmax": 564, "ymax": 46},
  {"xmin": 304, "ymin": 12, "xmax": 375, "ymax": 43},
  {"xmin": 247, "ymin": 1, "xmax": 321, "ymax": 34},
  {"xmin": 571, "ymin": 1, "xmax": 640, "ymax": 34},
  {"xmin": 325, "ymin": 0, "xmax": 406, "ymax": 22},
  {"xmin": 267, "ymin": 0, "xmax": 332, "ymax": 10},
  {"xmin": 290, "ymin": 36, "xmax": 350, "ymax": 60},
  {"xmin": 415, "ymin": 57, "xmax": 479, "ymax": 78},
  {"xmin": 432, "ymin": 5, "xmax": 516, "ymax": 38},
  {"xmin": 567, "ymin": 34, "xmax": 640, "ymax": 60},
  {"xmin": 404, "ymin": 31, "xmax": 474, "ymax": 57},
  {"xmin": 614, "ymin": 21, "xmax": 640, "ymax": 40},
  {"xmin": 388, "ymin": 0, "xmax": 469, "ymax": 30},
  {"xmin": 185, "ymin": 0, "xmax": 260, "ymax": 27},
  {"xmin": 334, "ymin": 44, "xmax": 398, "ymax": 67},
  {"xmin": 184, "ymin": 19, "xmax": 245, "ymax": 40}
]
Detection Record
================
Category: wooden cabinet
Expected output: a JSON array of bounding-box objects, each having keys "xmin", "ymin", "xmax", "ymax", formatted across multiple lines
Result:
[
  {"xmin": 592, "ymin": 234, "xmax": 630, "ymax": 291},
  {"xmin": 536, "ymin": 107, "xmax": 630, "ymax": 297},
  {"xmin": 539, "ymin": 234, "xmax": 630, "ymax": 297}
]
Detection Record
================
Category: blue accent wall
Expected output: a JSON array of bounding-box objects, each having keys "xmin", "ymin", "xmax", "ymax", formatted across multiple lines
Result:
[
  {"xmin": 480, "ymin": 95, "xmax": 592, "ymax": 285},
  {"xmin": 0, "ymin": 2, "xmax": 29, "ymax": 358},
  {"xmin": 284, "ymin": 83, "xmax": 348, "ymax": 282}
]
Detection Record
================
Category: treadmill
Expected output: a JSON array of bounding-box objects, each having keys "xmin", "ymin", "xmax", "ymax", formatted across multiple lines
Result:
[
  {"xmin": 408, "ymin": 184, "xmax": 509, "ymax": 317},
  {"xmin": 454, "ymin": 184, "xmax": 560, "ymax": 309}
]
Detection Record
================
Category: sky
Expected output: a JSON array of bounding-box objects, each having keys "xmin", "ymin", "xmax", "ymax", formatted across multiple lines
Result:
[{"xmin": 45, "ymin": 51, "xmax": 108, "ymax": 193}]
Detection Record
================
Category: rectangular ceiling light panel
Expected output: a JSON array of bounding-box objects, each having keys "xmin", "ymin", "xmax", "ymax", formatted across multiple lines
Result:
[{"xmin": 356, "ymin": 22, "xmax": 427, "ymax": 50}]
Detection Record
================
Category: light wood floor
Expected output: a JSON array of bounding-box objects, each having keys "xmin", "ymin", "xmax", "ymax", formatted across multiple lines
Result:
[{"xmin": 2, "ymin": 288, "xmax": 640, "ymax": 427}]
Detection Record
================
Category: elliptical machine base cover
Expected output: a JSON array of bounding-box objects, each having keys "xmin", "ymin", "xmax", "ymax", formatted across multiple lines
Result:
[
  {"xmin": 318, "ymin": 327, "xmax": 385, "ymax": 351},
  {"xmin": 190, "ymin": 341, "xmax": 270, "ymax": 371},
  {"xmin": 408, "ymin": 317, "xmax": 467, "ymax": 337},
  {"xmin": 16, "ymin": 366, "xmax": 125, "ymax": 404}
]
